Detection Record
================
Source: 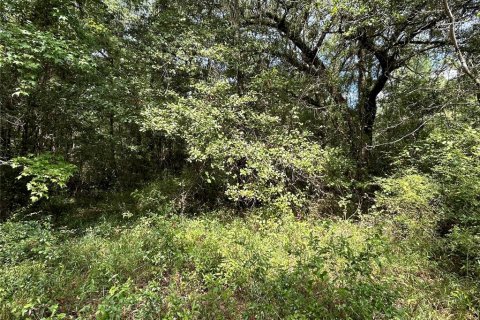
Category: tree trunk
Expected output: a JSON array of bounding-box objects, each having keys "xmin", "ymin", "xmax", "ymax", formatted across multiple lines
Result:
[{"xmin": 356, "ymin": 71, "xmax": 390, "ymax": 180}]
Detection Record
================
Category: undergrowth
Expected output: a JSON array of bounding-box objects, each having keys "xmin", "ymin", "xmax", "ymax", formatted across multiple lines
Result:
[{"xmin": 1, "ymin": 202, "xmax": 478, "ymax": 319}]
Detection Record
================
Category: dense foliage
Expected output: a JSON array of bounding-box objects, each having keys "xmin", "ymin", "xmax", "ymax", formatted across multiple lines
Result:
[{"xmin": 1, "ymin": 0, "xmax": 479, "ymax": 318}]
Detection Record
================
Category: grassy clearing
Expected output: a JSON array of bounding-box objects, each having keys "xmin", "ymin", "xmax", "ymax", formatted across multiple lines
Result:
[{"xmin": 0, "ymin": 200, "xmax": 478, "ymax": 319}]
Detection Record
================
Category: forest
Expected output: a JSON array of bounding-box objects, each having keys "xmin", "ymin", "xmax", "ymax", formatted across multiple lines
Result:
[{"xmin": 0, "ymin": 0, "xmax": 479, "ymax": 319}]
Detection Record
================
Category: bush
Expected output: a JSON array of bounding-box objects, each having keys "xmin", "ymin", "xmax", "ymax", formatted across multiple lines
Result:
[
  {"xmin": 142, "ymin": 80, "xmax": 352, "ymax": 214},
  {"xmin": 376, "ymin": 120, "xmax": 480, "ymax": 278}
]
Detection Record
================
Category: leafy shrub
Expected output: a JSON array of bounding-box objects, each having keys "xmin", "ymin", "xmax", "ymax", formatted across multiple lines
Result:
[
  {"xmin": 375, "ymin": 169, "xmax": 438, "ymax": 215},
  {"xmin": 0, "ymin": 219, "xmax": 59, "ymax": 266},
  {"xmin": 10, "ymin": 153, "xmax": 76, "ymax": 203},
  {"xmin": 143, "ymin": 80, "xmax": 351, "ymax": 213},
  {"xmin": 420, "ymin": 126, "xmax": 480, "ymax": 277},
  {"xmin": 376, "ymin": 119, "xmax": 480, "ymax": 278},
  {"xmin": 131, "ymin": 167, "xmax": 218, "ymax": 215}
]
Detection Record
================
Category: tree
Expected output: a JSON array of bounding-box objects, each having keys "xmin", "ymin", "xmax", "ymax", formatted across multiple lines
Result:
[
  {"xmin": 229, "ymin": 0, "xmax": 479, "ymax": 177},
  {"xmin": 443, "ymin": 0, "xmax": 480, "ymax": 104}
]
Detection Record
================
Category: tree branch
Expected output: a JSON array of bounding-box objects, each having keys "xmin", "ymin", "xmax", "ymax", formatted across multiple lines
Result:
[{"xmin": 443, "ymin": 0, "xmax": 480, "ymax": 87}]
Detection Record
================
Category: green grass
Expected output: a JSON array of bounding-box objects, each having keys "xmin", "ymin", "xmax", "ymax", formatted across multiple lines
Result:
[{"xmin": 0, "ymin": 200, "xmax": 478, "ymax": 319}]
